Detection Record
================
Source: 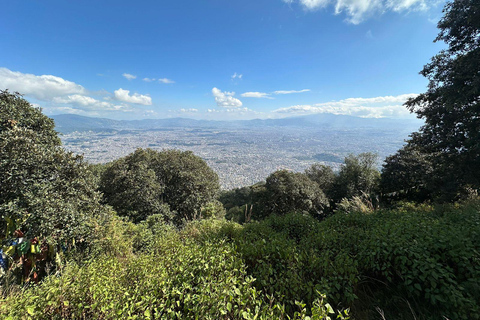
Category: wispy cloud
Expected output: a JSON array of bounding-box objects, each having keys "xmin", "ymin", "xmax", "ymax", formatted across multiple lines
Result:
[
  {"xmin": 142, "ymin": 77, "xmax": 175, "ymax": 84},
  {"xmin": 289, "ymin": 0, "xmax": 434, "ymax": 24},
  {"xmin": 212, "ymin": 87, "xmax": 243, "ymax": 108},
  {"xmin": 122, "ymin": 73, "xmax": 137, "ymax": 80},
  {"xmin": 0, "ymin": 67, "xmax": 86, "ymax": 100},
  {"xmin": 158, "ymin": 78, "xmax": 175, "ymax": 84},
  {"xmin": 241, "ymin": 92, "xmax": 274, "ymax": 99},
  {"xmin": 274, "ymin": 93, "xmax": 418, "ymax": 118},
  {"xmin": 273, "ymin": 89, "xmax": 310, "ymax": 95},
  {"xmin": 240, "ymin": 88, "xmax": 310, "ymax": 99},
  {"xmin": 231, "ymin": 72, "xmax": 243, "ymax": 80},
  {"xmin": 179, "ymin": 108, "xmax": 198, "ymax": 113},
  {"xmin": 114, "ymin": 88, "xmax": 152, "ymax": 105}
]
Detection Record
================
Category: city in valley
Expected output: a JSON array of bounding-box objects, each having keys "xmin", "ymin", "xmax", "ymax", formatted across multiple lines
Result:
[{"xmin": 58, "ymin": 122, "xmax": 418, "ymax": 190}]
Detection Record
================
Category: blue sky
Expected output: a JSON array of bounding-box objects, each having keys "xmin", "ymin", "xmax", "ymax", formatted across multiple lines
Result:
[{"xmin": 0, "ymin": 0, "xmax": 446, "ymax": 120}]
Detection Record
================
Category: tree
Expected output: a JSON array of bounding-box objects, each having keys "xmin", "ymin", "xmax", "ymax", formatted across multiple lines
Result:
[
  {"xmin": 333, "ymin": 153, "xmax": 380, "ymax": 203},
  {"xmin": 265, "ymin": 170, "xmax": 329, "ymax": 219},
  {"xmin": 99, "ymin": 148, "xmax": 220, "ymax": 224},
  {"xmin": 404, "ymin": 0, "xmax": 480, "ymax": 199},
  {"xmin": 219, "ymin": 182, "xmax": 268, "ymax": 222},
  {"xmin": 381, "ymin": 142, "xmax": 434, "ymax": 202},
  {"xmin": 99, "ymin": 149, "xmax": 170, "ymax": 223},
  {"xmin": 304, "ymin": 163, "xmax": 336, "ymax": 198},
  {"xmin": 152, "ymin": 149, "xmax": 220, "ymax": 222},
  {"xmin": 0, "ymin": 90, "xmax": 60, "ymax": 146},
  {"xmin": 0, "ymin": 91, "xmax": 110, "ymax": 248}
]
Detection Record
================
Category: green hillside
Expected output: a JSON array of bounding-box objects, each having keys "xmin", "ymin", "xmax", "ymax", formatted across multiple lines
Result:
[{"xmin": 1, "ymin": 0, "xmax": 479, "ymax": 319}]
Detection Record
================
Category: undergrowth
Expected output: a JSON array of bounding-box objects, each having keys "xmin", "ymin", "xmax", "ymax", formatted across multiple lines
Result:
[{"xmin": 1, "ymin": 200, "xmax": 479, "ymax": 319}]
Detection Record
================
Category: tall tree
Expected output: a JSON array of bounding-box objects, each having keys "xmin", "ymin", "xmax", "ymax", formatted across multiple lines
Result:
[
  {"xmin": 99, "ymin": 148, "xmax": 220, "ymax": 224},
  {"xmin": 265, "ymin": 170, "xmax": 329, "ymax": 219},
  {"xmin": 405, "ymin": 0, "xmax": 480, "ymax": 199},
  {"xmin": 381, "ymin": 142, "xmax": 434, "ymax": 202},
  {"xmin": 0, "ymin": 91, "xmax": 109, "ymax": 247},
  {"xmin": 333, "ymin": 153, "xmax": 380, "ymax": 203},
  {"xmin": 152, "ymin": 149, "xmax": 220, "ymax": 222},
  {"xmin": 304, "ymin": 164, "xmax": 335, "ymax": 197},
  {"xmin": 99, "ymin": 149, "xmax": 169, "ymax": 223}
]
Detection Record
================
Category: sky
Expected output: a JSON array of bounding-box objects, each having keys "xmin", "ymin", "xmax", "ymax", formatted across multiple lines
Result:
[{"xmin": 0, "ymin": 0, "xmax": 447, "ymax": 120}]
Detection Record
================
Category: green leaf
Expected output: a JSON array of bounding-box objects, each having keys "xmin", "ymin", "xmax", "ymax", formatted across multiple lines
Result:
[
  {"xmin": 27, "ymin": 307, "xmax": 35, "ymax": 316},
  {"xmin": 144, "ymin": 309, "xmax": 151, "ymax": 318}
]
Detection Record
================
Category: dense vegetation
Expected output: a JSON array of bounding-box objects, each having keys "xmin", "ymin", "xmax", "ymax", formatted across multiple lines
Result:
[
  {"xmin": 1, "ymin": 0, "xmax": 479, "ymax": 318},
  {"xmin": 98, "ymin": 148, "xmax": 220, "ymax": 224},
  {"xmin": 1, "ymin": 202, "xmax": 479, "ymax": 319}
]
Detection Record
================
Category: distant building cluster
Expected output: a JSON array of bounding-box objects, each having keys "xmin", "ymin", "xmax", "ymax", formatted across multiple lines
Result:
[{"xmin": 61, "ymin": 127, "xmax": 405, "ymax": 190}]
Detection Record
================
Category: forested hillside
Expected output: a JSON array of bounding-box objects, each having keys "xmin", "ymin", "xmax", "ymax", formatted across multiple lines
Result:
[{"xmin": 1, "ymin": 0, "xmax": 479, "ymax": 319}]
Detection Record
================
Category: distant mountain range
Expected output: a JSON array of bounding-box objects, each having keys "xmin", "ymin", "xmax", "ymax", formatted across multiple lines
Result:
[{"xmin": 51, "ymin": 114, "xmax": 423, "ymax": 134}]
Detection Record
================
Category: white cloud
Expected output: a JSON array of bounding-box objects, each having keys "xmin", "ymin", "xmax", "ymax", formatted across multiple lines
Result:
[
  {"xmin": 53, "ymin": 94, "xmax": 132, "ymax": 111},
  {"xmin": 158, "ymin": 78, "xmax": 175, "ymax": 84},
  {"xmin": 122, "ymin": 73, "xmax": 137, "ymax": 80},
  {"xmin": 300, "ymin": 0, "xmax": 330, "ymax": 10},
  {"xmin": 387, "ymin": 0, "xmax": 428, "ymax": 12},
  {"xmin": 0, "ymin": 67, "xmax": 86, "ymax": 100},
  {"xmin": 143, "ymin": 77, "xmax": 175, "ymax": 84},
  {"xmin": 274, "ymin": 93, "xmax": 418, "ymax": 118},
  {"xmin": 240, "ymin": 89, "xmax": 310, "ymax": 98},
  {"xmin": 114, "ymin": 88, "xmax": 152, "ymax": 105},
  {"xmin": 208, "ymin": 107, "xmax": 255, "ymax": 113},
  {"xmin": 241, "ymin": 92, "xmax": 273, "ymax": 99},
  {"xmin": 273, "ymin": 89, "xmax": 310, "ymax": 95},
  {"xmin": 180, "ymin": 108, "xmax": 198, "ymax": 113},
  {"xmin": 291, "ymin": 0, "xmax": 433, "ymax": 24},
  {"xmin": 212, "ymin": 87, "xmax": 243, "ymax": 109},
  {"xmin": 231, "ymin": 72, "xmax": 243, "ymax": 80},
  {"xmin": 334, "ymin": 0, "xmax": 383, "ymax": 24},
  {"xmin": 53, "ymin": 94, "xmax": 99, "ymax": 106}
]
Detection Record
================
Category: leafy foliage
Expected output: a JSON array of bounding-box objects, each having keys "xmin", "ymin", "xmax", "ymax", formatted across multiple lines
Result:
[
  {"xmin": 0, "ymin": 92, "xmax": 109, "ymax": 249},
  {"xmin": 220, "ymin": 182, "xmax": 268, "ymax": 223},
  {"xmin": 221, "ymin": 154, "xmax": 380, "ymax": 221},
  {"xmin": 233, "ymin": 201, "xmax": 480, "ymax": 320},
  {"xmin": 332, "ymin": 153, "xmax": 380, "ymax": 203},
  {"xmin": 1, "ymin": 193, "xmax": 479, "ymax": 320},
  {"xmin": 403, "ymin": 0, "xmax": 480, "ymax": 200},
  {"xmin": 153, "ymin": 149, "xmax": 220, "ymax": 222},
  {"xmin": 0, "ymin": 90, "xmax": 60, "ymax": 146},
  {"xmin": 265, "ymin": 170, "xmax": 329, "ymax": 218},
  {"xmin": 0, "ymin": 217, "xmax": 349, "ymax": 320},
  {"xmin": 381, "ymin": 142, "xmax": 434, "ymax": 202},
  {"xmin": 304, "ymin": 164, "xmax": 336, "ymax": 199},
  {"xmin": 99, "ymin": 148, "xmax": 220, "ymax": 224},
  {"xmin": 99, "ymin": 149, "xmax": 168, "ymax": 223}
]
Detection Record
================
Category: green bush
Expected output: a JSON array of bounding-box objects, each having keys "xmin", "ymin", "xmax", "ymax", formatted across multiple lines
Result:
[
  {"xmin": 0, "ymin": 222, "xmax": 348, "ymax": 320},
  {"xmin": 231, "ymin": 201, "xmax": 480, "ymax": 319}
]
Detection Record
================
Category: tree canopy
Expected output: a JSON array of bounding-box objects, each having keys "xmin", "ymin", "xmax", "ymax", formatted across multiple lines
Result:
[
  {"xmin": 404, "ymin": 0, "xmax": 480, "ymax": 199},
  {"xmin": 99, "ymin": 149, "xmax": 169, "ymax": 223},
  {"xmin": 0, "ymin": 91, "xmax": 109, "ymax": 247},
  {"xmin": 99, "ymin": 148, "xmax": 220, "ymax": 224},
  {"xmin": 381, "ymin": 142, "xmax": 434, "ymax": 202},
  {"xmin": 332, "ymin": 153, "xmax": 380, "ymax": 203},
  {"xmin": 265, "ymin": 170, "xmax": 329, "ymax": 218}
]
